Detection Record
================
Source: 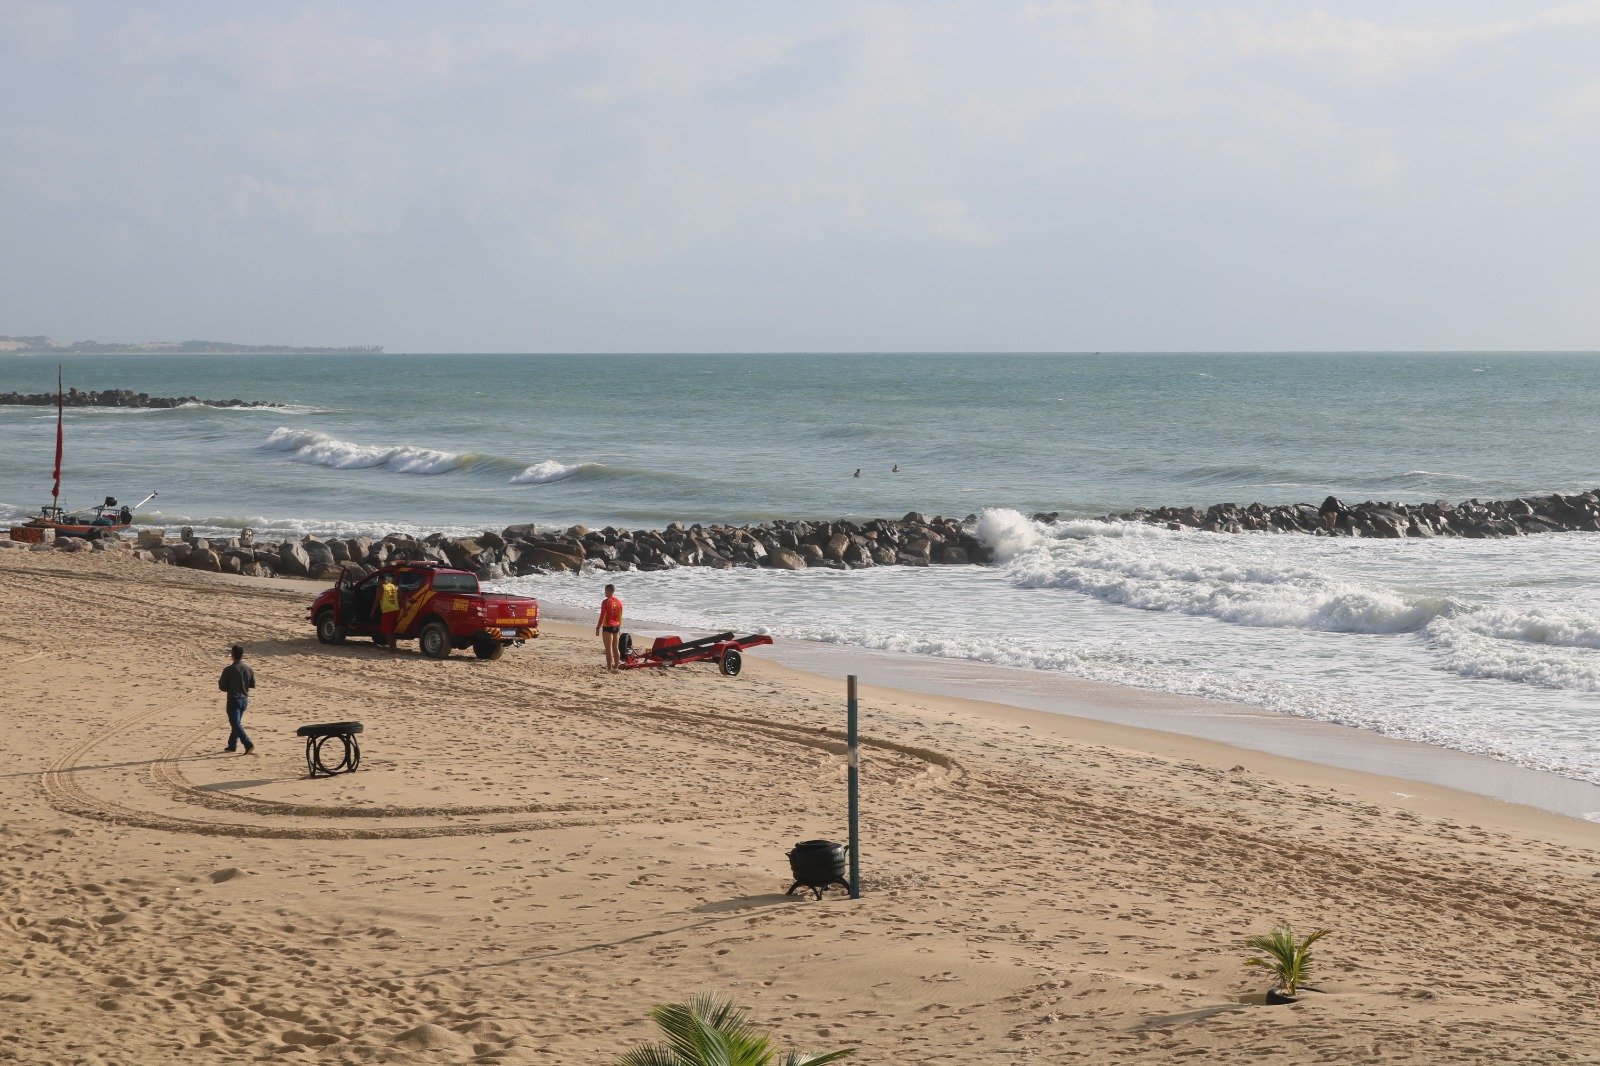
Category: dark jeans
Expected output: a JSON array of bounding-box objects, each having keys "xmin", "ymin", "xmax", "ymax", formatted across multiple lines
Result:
[{"xmin": 225, "ymin": 694, "xmax": 252, "ymax": 751}]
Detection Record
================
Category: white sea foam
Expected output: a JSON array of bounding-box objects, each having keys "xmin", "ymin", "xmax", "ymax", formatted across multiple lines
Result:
[
  {"xmin": 1427, "ymin": 607, "xmax": 1600, "ymax": 692},
  {"xmin": 261, "ymin": 427, "xmax": 470, "ymax": 475},
  {"xmin": 132, "ymin": 509, "xmax": 482, "ymax": 540},
  {"xmin": 510, "ymin": 460, "xmax": 583, "ymax": 485},
  {"xmin": 976, "ymin": 509, "xmax": 1450, "ymax": 635}
]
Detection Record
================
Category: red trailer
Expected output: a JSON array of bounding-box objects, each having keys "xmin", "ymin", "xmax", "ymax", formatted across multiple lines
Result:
[{"xmin": 618, "ymin": 630, "xmax": 773, "ymax": 676}]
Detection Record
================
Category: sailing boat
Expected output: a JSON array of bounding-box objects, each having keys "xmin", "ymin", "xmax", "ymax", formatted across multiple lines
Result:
[{"xmin": 18, "ymin": 366, "xmax": 156, "ymax": 540}]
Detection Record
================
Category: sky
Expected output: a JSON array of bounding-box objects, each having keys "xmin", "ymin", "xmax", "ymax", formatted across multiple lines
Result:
[{"xmin": 2, "ymin": 1, "xmax": 1598, "ymax": 353}]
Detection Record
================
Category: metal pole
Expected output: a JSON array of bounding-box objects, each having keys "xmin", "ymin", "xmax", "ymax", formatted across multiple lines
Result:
[{"xmin": 847, "ymin": 673, "xmax": 861, "ymax": 899}]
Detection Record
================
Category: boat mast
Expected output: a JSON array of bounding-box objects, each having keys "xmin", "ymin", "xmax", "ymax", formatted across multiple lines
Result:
[{"xmin": 52, "ymin": 364, "xmax": 63, "ymax": 509}]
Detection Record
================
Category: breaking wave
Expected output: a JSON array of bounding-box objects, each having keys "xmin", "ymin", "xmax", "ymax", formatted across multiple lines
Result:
[
  {"xmin": 976, "ymin": 508, "xmax": 1453, "ymax": 635},
  {"xmin": 261, "ymin": 428, "xmax": 606, "ymax": 485},
  {"xmin": 510, "ymin": 460, "xmax": 598, "ymax": 485},
  {"xmin": 262, "ymin": 427, "xmax": 475, "ymax": 475}
]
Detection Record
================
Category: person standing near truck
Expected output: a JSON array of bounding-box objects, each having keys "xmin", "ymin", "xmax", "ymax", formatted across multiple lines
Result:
[
  {"xmin": 219, "ymin": 644, "xmax": 256, "ymax": 755},
  {"xmin": 379, "ymin": 574, "xmax": 401, "ymax": 649},
  {"xmin": 597, "ymin": 584, "xmax": 623, "ymax": 671}
]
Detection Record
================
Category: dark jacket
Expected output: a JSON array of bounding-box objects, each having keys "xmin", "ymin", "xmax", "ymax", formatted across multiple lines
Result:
[{"xmin": 219, "ymin": 663, "xmax": 256, "ymax": 699}]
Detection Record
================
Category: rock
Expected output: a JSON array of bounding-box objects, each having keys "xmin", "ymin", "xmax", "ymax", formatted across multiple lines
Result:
[
  {"xmin": 276, "ymin": 541, "xmax": 312, "ymax": 577},
  {"xmin": 766, "ymin": 548, "xmax": 808, "ymax": 570},
  {"xmin": 936, "ymin": 544, "xmax": 969, "ymax": 565},
  {"xmin": 303, "ymin": 540, "xmax": 335, "ymax": 572},
  {"xmin": 526, "ymin": 544, "xmax": 584, "ymax": 572},
  {"xmin": 135, "ymin": 529, "xmax": 165, "ymax": 549},
  {"xmin": 184, "ymin": 547, "xmax": 221, "ymax": 572},
  {"xmin": 56, "ymin": 537, "xmax": 90, "ymax": 553}
]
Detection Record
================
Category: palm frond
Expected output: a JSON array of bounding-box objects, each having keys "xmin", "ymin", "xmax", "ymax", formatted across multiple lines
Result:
[
  {"xmin": 619, "ymin": 995, "xmax": 855, "ymax": 1066},
  {"xmin": 780, "ymin": 1050, "xmax": 857, "ymax": 1065},
  {"xmin": 619, "ymin": 1045, "xmax": 688, "ymax": 1066}
]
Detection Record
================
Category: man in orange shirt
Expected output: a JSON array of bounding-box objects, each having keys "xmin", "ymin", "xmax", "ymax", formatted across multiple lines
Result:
[{"xmin": 596, "ymin": 583, "xmax": 623, "ymax": 671}]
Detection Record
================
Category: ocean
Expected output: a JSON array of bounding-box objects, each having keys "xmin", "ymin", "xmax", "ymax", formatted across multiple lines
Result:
[{"xmin": 4, "ymin": 351, "xmax": 1600, "ymax": 787}]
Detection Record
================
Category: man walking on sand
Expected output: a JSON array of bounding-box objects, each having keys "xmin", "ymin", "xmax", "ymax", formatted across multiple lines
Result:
[
  {"xmin": 597, "ymin": 583, "xmax": 623, "ymax": 671},
  {"xmin": 378, "ymin": 574, "xmax": 401, "ymax": 650},
  {"xmin": 219, "ymin": 644, "xmax": 256, "ymax": 755}
]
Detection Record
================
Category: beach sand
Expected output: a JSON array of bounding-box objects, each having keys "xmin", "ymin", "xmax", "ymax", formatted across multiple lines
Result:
[{"xmin": 2, "ymin": 549, "xmax": 1597, "ymax": 1063}]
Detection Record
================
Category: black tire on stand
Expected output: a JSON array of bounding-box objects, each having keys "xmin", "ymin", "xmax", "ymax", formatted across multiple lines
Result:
[
  {"xmin": 419, "ymin": 620, "xmax": 451, "ymax": 659},
  {"xmin": 719, "ymin": 648, "xmax": 742, "ymax": 676},
  {"xmin": 473, "ymin": 637, "xmax": 504, "ymax": 660},
  {"xmin": 309, "ymin": 733, "xmax": 360, "ymax": 775},
  {"xmin": 316, "ymin": 609, "xmax": 346, "ymax": 645}
]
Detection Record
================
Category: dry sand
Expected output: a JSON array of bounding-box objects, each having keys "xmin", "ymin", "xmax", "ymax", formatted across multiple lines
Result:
[{"xmin": 1, "ymin": 549, "xmax": 1597, "ymax": 1064}]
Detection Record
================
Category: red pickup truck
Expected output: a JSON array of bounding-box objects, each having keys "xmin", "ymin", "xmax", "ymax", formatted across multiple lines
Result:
[{"xmin": 310, "ymin": 561, "xmax": 539, "ymax": 660}]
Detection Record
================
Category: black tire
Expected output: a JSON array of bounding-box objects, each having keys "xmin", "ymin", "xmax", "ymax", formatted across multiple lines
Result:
[
  {"xmin": 419, "ymin": 620, "xmax": 451, "ymax": 659},
  {"xmin": 719, "ymin": 648, "xmax": 742, "ymax": 676},
  {"xmin": 315, "ymin": 609, "xmax": 346, "ymax": 645},
  {"xmin": 617, "ymin": 632, "xmax": 633, "ymax": 658},
  {"xmin": 472, "ymin": 637, "xmax": 504, "ymax": 661}
]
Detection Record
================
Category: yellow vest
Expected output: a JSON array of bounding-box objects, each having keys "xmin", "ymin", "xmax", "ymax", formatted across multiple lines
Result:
[{"xmin": 380, "ymin": 582, "xmax": 400, "ymax": 613}]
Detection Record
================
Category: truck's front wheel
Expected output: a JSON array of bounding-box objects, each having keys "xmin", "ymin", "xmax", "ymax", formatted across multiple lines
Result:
[
  {"xmin": 316, "ymin": 609, "xmax": 345, "ymax": 645},
  {"xmin": 419, "ymin": 621, "xmax": 451, "ymax": 659}
]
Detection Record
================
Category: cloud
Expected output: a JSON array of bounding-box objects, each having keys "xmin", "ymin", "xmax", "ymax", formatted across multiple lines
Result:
[{"xmin": 1, "ymin": 3, "xmax": 1598, "ymax": 350}]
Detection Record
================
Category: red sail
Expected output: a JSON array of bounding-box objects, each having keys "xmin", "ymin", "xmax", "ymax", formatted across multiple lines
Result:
[{"xmin": 52, "ymin": 365, "xmax": 63, "ymax": 504}]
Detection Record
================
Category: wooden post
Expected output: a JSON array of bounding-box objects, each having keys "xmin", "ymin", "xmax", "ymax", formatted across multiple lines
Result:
[{"xmin": 847, "ymin": 673, "xmax": 861, "ymax": 899}]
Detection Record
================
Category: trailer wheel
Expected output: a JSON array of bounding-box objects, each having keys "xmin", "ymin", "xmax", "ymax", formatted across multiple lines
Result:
[
  {"xmin": 472, "ymin": 637, "xmax": 504, "ymax": 661},
  {"xmin": 315, "ymin": 609, "xmax": 346, "ymax": 645},
  {"xmin": 719, "ymin": 648, "xmax": 742, "ymax": 676},
  {"xmin": 419, "ymin": 620, "xmax": 451, "ymax": 659}
]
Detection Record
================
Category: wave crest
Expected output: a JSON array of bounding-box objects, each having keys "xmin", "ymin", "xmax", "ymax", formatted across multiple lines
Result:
[
  {"xmin": 510, "ymin": 460, "xmax": 586, "ymax": 485},
  {"xmin": 262, "ymin": 427, "xmax": 470, "ymax": 475}
]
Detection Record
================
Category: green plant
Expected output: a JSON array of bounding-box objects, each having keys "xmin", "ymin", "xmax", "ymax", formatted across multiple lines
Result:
[
  {"xmin": 617, "ymin": 994, "xmax": 854, "ymax": 1066},
  {"xmin": 1244, "ymin": 925, "xmax": 1330, "ymax": 998}
]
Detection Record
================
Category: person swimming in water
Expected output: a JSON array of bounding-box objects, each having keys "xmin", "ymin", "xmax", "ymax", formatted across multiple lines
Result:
[{"xmin": 853, "ymin": 468, "xmax": 861, "ymax": 478}]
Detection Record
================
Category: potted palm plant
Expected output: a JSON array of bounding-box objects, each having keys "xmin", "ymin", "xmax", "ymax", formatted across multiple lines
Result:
[
  {"xmin": 1245, "ymin": 925, "xmax": 1330, "ymax": 1004},
  {"xmin": 617, "ymin": 995, "xmax": 854, "ymax": 1066}
]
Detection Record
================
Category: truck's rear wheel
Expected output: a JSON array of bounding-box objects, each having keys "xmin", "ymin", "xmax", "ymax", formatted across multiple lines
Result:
[
  {"xmin": 419, "ymin": 621, "xmax": 451, "ymax": 659},
  {"xmin": 472, "ymin": 637, "xmax": 504, "ymax": 661},
  {"xmin": 316, "ymin": 609, "xmax": 345, "ymax": 645}
]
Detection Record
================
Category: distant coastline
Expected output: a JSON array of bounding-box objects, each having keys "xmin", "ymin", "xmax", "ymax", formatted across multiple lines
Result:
[{"xmin": 0, "ymin": 334, "xmax": 381, "ymax": 356}]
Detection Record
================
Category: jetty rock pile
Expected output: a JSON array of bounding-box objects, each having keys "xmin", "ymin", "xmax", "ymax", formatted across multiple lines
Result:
[
  {"xmin": 0, "ymin": 388, "xmax": 280, "ymax": 409},
  {"xmin": 84, "ymin": 513, "xmax": 990, "ymax": 581},
  {"xmin": 1063, "ymin": 489, "xmax": 1600, "ymax": 539}
]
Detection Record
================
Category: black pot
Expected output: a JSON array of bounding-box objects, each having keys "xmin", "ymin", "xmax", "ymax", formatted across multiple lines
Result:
[{"xmin": 786, "ymin": 839, "xmax": 848, "ymax": 899}]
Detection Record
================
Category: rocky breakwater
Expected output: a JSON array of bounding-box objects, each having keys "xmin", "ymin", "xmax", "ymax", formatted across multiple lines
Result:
[
  {"xmin": 0, "ymin": 388, "xmax": 281, "ymax": 409},
  {"xmin": 101, "ymin": 513, "xmax": 989, "ymax": 581},
  {"xmin": 1065, "ymin": 489, "xmax": 1600, "ymax": 539}
]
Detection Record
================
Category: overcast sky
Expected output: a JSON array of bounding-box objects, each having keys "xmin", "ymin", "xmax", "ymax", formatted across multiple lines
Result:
[{"xmin": 3, "ymin": 1, "xmax": 1598, "ymax": 352}]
